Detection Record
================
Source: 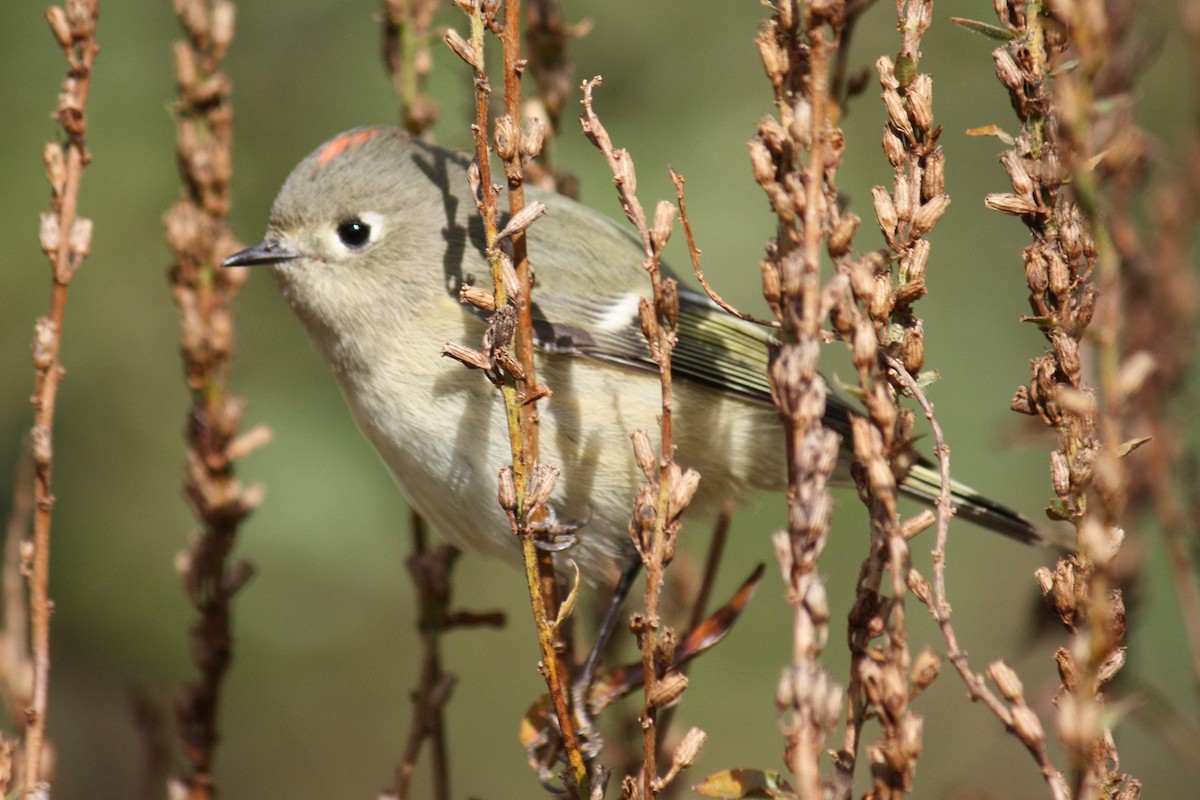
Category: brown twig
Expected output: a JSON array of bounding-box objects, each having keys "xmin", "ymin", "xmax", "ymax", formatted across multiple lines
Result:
[
  {"xmin": 987, "ymin": 0, "xmax": 1141, "ymax": 794},
  {"xmin": 446, "ymin": 2, "xmax": 584, "ymax": 793},
  {"xmin": 579, "ymin": 78, "xmax": 706, "ymax": 800},
  {"xmin": 392, "ymin": 513, "xmax": 506, "ymax": 800},
  {"xmin": 26, "ymin": 2, "xmax": 101, "ymax": 791},
  {"xmin": 166, "ymin": 3, "xmax": 268, "ymax": 798},
  {"xmin": 673, "ymin": 174, "xmax": 778, "ymax": 330},
  {"xmin": 888, "ymin": 356, "xmax": 1069, "ymax": 799},
  {"xmin": 750, "ymin": 4, "xmax": 847, "ymax": 795}
]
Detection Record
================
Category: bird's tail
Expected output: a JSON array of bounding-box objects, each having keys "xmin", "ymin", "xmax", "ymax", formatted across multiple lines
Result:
[{"xmin": 900, "ymin": 460, "xmax": 1041, "ymax": 544}]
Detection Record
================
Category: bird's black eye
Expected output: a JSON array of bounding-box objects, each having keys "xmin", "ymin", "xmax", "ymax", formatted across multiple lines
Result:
[{"xmin": 336, "ymin": 217, "xmax": 371, "ymax": 249}]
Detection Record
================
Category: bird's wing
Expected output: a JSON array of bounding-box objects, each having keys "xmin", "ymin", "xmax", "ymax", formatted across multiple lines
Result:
[{"xmin": 524, "ymin": 285, "xmax": 857, "ymax": 444}]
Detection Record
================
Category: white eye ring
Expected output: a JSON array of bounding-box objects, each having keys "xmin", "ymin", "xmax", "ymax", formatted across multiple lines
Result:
[{"xmin": 330, "ymin": 210, "xmax": 386, "ymax": 251}]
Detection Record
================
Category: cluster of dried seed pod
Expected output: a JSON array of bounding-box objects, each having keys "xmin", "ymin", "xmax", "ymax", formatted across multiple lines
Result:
[
  {"xmin": 869, "ymin": 54, "xmax": 947, "ymax": 376},
  {"xmin": 752, "ymin": 6, "xmax": 849, "ymax": 795},
  {"xmin": 166, "ymin": 5, "xmax": 270, "ymax": 796},
  {"xmin": 986, "ymin": 0, "xmax": 1142, "ymax": 795}
]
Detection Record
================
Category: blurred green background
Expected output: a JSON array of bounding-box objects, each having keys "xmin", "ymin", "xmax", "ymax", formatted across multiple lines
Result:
[{"xmin": 1, "ymin": 0, "xmax": 1196, "ymax": 796}]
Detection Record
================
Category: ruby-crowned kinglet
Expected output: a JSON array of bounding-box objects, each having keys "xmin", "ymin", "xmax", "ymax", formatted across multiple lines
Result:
[{"xmin": 224, "ymin": 126, "xmax": 1036, "ymax": 585}]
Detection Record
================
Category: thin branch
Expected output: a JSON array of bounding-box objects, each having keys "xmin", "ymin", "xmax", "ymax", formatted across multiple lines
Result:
[
  {"xmin": 166, "ymin": 3, "xmax": 268, "ymax": 797},
  {"xmin": 579, "ymin": 78, "xmax": 706, "ymax": 799},
  {"xmin": 26, "ymin": 2, "xmax": 102, "ymax": 791},
  {"xmin": 446, "ymin": 3, "xmax": 584, "ymax": 793},
  {"xmin": 887, "ymin": 356, "xmax": 1069, "ymax": 799}
]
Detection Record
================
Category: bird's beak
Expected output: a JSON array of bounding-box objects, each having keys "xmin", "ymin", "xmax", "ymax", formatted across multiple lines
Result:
[{"xmin": 222, "ymin": 240, "xmax": 300, "ymax": 267}]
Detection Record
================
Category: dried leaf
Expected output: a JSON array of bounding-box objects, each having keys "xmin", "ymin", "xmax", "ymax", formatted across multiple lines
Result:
[
  {"xmin": 950, "ymin": 17, "xmax": 1015, "ymax": 41},
  {"xmin": 965, "ymin": 124, "xmax": 1015, "ymax": 145},
  {"xmin": 694, "ymin": 768, "xmax": 797, "ymax": 799},
  {"xmin": 1117, "ymin": 436, "xmax": 1152, "ymax": 458}
]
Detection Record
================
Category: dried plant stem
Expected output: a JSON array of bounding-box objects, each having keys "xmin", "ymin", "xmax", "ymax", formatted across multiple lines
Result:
[
  {"xmin": 523, "ymin": 0, "xmax": 585, "ymax": 194},
  {"xmin": 26, "ymin": 2, "xmax": 101, "ymax": 791},
  {"xmin": 751, "ymin": 4, "xmax": 848, "ymax": 794},
  {"xmin": 166, "ymin": 3, "xmax": 269, "ymax": 798},
  {"xmin": 394, "ymin": 513, "xmax": 507, "ymax": 799},
  {"xmin": 579, "ymin": 78, "xmax": 705, "ymax": 800},
  {"xmin": 890, "ymin": 356, "xmax": 1069, "ymax": 799},
  {"xmin": 396, "ymin": 515, "xmax": 453, "ymax": 800},
  {"xmin": 447, "ymin": 3, "xmax": 584, "ymax": 793},
  {"xmin": 988, "ymin": 0, "xmax": 1141, "ymax": 794},
  {"xmin": 381, "ymin": 0, "xmax": 440, "ymax": 137}
]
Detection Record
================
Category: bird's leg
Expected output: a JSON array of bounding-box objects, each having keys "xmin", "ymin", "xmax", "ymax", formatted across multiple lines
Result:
[
  {"xmin": 530, "ymin": 504, "xmax": 593, "ymax": 552},
  {"xmin": 570, "ymin": 556, "xmax": 642, "ymax": 758}
]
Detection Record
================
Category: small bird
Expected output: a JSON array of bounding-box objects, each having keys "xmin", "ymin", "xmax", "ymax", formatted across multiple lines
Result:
[{"xmin": 224, "ymin": 126, "xmax": 1036, "ymax": 586}]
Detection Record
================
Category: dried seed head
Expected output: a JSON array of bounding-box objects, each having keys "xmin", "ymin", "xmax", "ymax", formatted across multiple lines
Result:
[
  {"xmin": 39, "ymin": 212, "xmax": 60, "ymax": 256},
  {"xmin": 760, "ymin": 259, "xmax": 782, "ymax": 314},
  {"xmin": 494, "ymin": 114, "xmax": 522, "ymax": 161},
  {"xmin": 870, "ymin": 275, "xmax": 894, "ymax": 320},
  {"xmin": 1060, "ymin": 211, "xmax": 1084, "ymax": 260},
  {"xmin": 893, "ymin": 172, "xmax": 915, "ymax": 223},
  {"xmin": 756, "ymin": 23, "xmax": 787, "ymax": 89},
  {"xmin": 911, "ymin": 648, "xmax": 941, "ymax": 693},
  {"xmin": 444, "ymin": 28, "xmax": 479, "ymax": 71},
  {"xmin": 910, "ymin": 194, "xmax": 950, "ymax": 238},
  {"xmin": 828, "ymin": 212, "xmax": 860, "ymax": 258},
  {"xmin": 1002, "ymin": 150, "xmax": 1035, "ymax": 197},
  {"xmin": 882, "ymin": 125, "xmax": 906, "ymax": 168},
  {"xmin": 803, "ymin": 578, "xmax": 830, "ymax": 625},
  {"xmin": 1096, "ymin": 645, "xmax": 1126, "ymax": 685},
  {"xmin": 1051, "ymin": 328, "xmax": 1081, "ymax": 381},
  {"xmin": 1051, "ymin": 449, "xmax": 1071, "ymax": 498},
  {"xmin": 986, "ymin": 660, "xmax": 1025, "ymax": 703},
  {"xmin": 985, "ymin": 192, "xmax": 1040, "ymax": 216},
  {"xmin": 493, "ymin": 253, "xmax": 519, "ymax": 302},
  {"xmin": 460, "ymin": 283, "xmax": 497, "ymax": 312},
  {"xmin": 748, "ymin": 138, "xmax": 776, "ymax": 188},
  {"xmin": 47, "ymin": 5, "xmax": 72, "ymax": 47},
  {"xmin": 849, "ymin": 258, "xmax": 876, "ymax": 302},
  {"xmin": 638, "ymin": 296, "xmax": 656, "ymax": 343},
  {"xmin": 174, "ymin": 40, "xmax": 198, "ymax": 91},
  {"xmin": 1046, "ymin": 249, "xmax": 1070, "ymax": 296},
  {"xmin": 901, "ymin": 322, "xmax": 924, "ymax": 373},
  {"xmin": 876, "ymin": 55, "xmax": 899, "ymax": 91},
  {"xmin": 525, "ymin": 463, "xmax": 561, "ymax": 517},
  {"xmin": 648, "ymin": 671, "xmax": 689, "ymax": 709},
  {"xmin": 671, "ymin": 727, "xmax": 707, "ymax": 770},
  {"xmin": 758, "ymin": 115, "xmax": 789, "ymax": 156},
  {"xmin": 921, "ymin": 147, "xmax": 945, "ymax": 201},
  {"xmin": 652, "ymin": 200, "xmax": 676, "ymax": 253},
  {"xmin": 668, "ymin": 467, "xmax": 701, "ymax": 520},
  {"xmin": 993, "ymin": 47, "xmax": 1024, "ymax": 93},
  {"xmin": 882, "ymin": 88, "xmax": 914, "ymax": 141},
  {"xmin": 496, "ymin": 201, "xmax": 547, "ymax": 241},
  {"xmin": 497, "ymin": 466, "xmax": 517, "ymax": 512},
  {"xmin": 523, "ymin": 116, "xmax": 546, "ymax": 159},
  {"xmin": 872, "ymin": 186, "xmax": 898, "ymax": 240},
  {"xmin": 661, "ymin": 277, "xmax": 680, "ymax": 329},
  {"xmin": 631, "ymin": 429, "xmax": 657, "ymax": 480},
  {"xmin": 1025, "ymin": 246, "xmax": 1049, "ymax": 293},
  {"xmin": 43, "ymin": 142, "xmax": 67, "ymax": 197},
  {"xmin": 907, "ymin": 74, "xmax": 934, "ymax": 133},
  {"xmin": 789, "ymin": 98, "xmax": 813, "ymax": 148},
  {"xmin": 211, "ymin": 2, "xmax": 236, "ymax": 57},
  {"xmin": 901, "ymin": 238, "xmax": 929, "ymax": 286}
]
